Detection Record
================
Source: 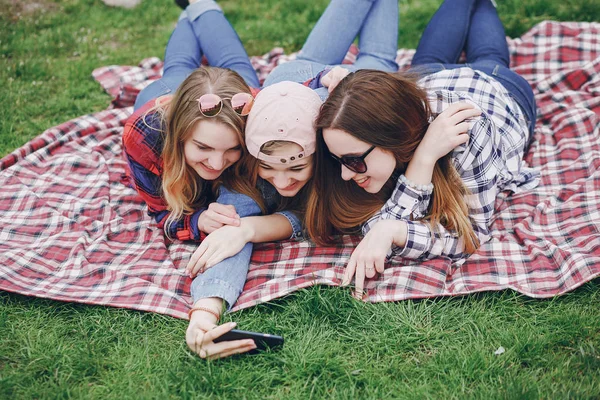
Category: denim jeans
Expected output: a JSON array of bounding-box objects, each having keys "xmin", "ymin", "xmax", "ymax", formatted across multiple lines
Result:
[
  {"xmin": 134, "ymin": 0, "xmax": 259, "ymax": 110},
  {"xmin": 190, "ymin": 187, "xmax": 260, "ymax": 309},
  {"xmin": 133, "ymin": 0, "xmax": 263, "ymax": 308},
  {"xmin": 410, "ymin": 0, "xmax": 537, "ymax": 137},
  {"xmin": 263, "ymin": 0, "xmax": 399, "ymax": 99}
]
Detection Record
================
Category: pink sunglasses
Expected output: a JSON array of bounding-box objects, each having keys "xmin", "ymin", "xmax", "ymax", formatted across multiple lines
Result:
[{"xmin": 195, "ymin": 93, "xmax": 254, "ymax": 117}]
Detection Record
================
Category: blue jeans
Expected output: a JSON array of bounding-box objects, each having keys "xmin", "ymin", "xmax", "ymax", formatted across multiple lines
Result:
[
  {"xmin": 263, "ymin": 0, "xmax": 399, "ymax": 99},
  {"xmin": 134, "ymin": 0, "xmax": 259, "ymax": 110},
  {"xmin": 134, "ymin": 1, "xmax": 262, "ymax": 309},
  {"xmin": 410, "ymin": 0, "xmax": 537, "ymax": 137},
  {"xmin": 190, "ymin": 187, "xmax": 260, "ymax": 310}
]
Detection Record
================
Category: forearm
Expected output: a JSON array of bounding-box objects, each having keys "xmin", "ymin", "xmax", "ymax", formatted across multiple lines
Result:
[
  {"xmin": 404, "ymin": 151, "xmax": 436, "ymax": 186},
  {"xmin": 240, "ymin": 214, "xmax": 293, "ymax": 243},
  {"xmin": 390, "ymin": 219, "xmax": 409, "ymax": 249},
  {"xmin": 191, "ymin": 297, "xmax": 224, "ymax": 323}
]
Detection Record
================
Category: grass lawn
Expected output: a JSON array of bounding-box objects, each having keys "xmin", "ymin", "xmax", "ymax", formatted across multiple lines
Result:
[{"xmin": 1, "ymin": 0, "xmax": 600, "ymax": 398}]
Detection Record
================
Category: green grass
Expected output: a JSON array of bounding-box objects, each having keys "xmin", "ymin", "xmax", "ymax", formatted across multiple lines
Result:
[{"xmin": 1, "ymin": 0, "xmax": 600, "ymax": 398}]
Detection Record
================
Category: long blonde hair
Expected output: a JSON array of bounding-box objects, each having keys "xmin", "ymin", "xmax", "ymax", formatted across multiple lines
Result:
[
  {"xmin": 305, "ymin": 70, "xmax": 479, "ymax": 253},
  {"xmin": 144, "ymin": 67, "xmax": 264, "ymax": 236}
]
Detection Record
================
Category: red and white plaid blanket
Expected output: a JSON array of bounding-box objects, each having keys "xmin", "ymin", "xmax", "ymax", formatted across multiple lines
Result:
[{"xmin": 1, "ymin": 21, "xmax": 599, "ymax": 319}]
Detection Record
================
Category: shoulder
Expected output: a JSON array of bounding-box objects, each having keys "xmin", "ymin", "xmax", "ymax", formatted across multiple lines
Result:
[
  {"xmin": 124, "ymin": 99, "xmax": 166, "ymax": 148},
  {"xmin": 123, "ymin": 98, "xmax": 167, "ymax": 173}
]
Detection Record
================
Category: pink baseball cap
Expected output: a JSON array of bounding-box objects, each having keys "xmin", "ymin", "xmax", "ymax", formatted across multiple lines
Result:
[{"xmin": 245, "ymin": 81, "xmax": 322, "ymax": 164}]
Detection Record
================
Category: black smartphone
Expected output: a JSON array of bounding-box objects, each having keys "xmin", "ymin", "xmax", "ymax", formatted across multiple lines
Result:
[{"xmin": 213, "ymin": 329, "xmax": 284, "ymax": 354}]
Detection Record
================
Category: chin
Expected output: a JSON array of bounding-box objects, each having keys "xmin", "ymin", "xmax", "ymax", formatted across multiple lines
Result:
[
  {"xmin": 277, "ymin": 188, "xmax": 301, "ymax": 197},
  {"xmin": 196, "ymin": 168, "xmax": 223, "ymax": 180},
  {"xmin": 364, "ymin": 182, "xmax": 384, "ymax": 194},
  {"xmin": 276, "ymin": 182, "xmax": 306, "ymax": 197}
]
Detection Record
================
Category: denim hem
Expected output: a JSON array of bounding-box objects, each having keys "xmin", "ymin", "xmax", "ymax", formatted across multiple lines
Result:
[
  {"xmin": 184, "ymin": 0, "xmax": 222, "ymax": 22},
  {"xmin": 190, "ymin": 277, "xmax": 242, "ymax": 311},
  {"xmin": 275, "ymin": 211, "xmax": 304, "ymax": 240}
]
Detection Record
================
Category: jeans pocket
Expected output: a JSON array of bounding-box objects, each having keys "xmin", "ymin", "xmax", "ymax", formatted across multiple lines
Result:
[{"xmin": 264, "ymin": 60, "xmax": 319, "ymax": 87}]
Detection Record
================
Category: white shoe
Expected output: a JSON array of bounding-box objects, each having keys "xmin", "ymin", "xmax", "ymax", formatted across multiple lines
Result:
[{"xmin": 102, "ymin": 0, "xmax": 141, "ymax": 8}]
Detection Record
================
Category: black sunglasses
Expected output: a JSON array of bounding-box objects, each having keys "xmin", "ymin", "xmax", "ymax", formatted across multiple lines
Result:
[{"xmin": 329, "ymin": 145, "xmax": 375, "ymax": 173}]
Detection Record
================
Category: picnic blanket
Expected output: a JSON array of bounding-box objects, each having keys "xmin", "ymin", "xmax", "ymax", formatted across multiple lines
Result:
[{"xmin": 1, "ymin": 21, "xmax": 599, "ymax": 319}]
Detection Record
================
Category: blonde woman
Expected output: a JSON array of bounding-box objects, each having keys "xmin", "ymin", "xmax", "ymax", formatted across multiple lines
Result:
[{"xmin": 123, "ymin": 0, "xmax": 299, "ymax": 359}]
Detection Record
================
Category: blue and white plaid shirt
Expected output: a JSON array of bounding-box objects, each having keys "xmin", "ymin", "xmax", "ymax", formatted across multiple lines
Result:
[{"xmin": 363, "ymin": 67, "xmax": 540, "ymax": 262}]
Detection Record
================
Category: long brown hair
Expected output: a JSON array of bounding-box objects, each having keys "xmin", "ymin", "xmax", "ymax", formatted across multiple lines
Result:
[
  {"xmin": 305, "ymin": 69, "xmax": 479, "ymax": 253},
  {"xmin": 146, "ymin": 67, "xmax": 265, "ymax": 236}
]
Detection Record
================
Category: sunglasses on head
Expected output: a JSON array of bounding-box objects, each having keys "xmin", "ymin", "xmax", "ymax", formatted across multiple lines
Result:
[
  {"xmin": 329, "ymin": 145, "xmax": 375, "ymax": 174},
  {"xmin": 195, "ymin": 93, "xmax": 254, "ymax": 117}
]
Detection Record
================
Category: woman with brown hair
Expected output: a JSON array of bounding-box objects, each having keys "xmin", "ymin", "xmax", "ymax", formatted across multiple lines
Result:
[{"xmin": 306, "ymin": 0, "xmax": 539, "ymax": 297}]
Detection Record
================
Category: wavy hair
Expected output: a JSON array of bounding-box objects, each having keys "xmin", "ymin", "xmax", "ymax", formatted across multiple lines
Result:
[
  {"xmin": 143, "ymin": 67, "xmax": 265, "ymax": 237},
  {"xmin": 305, "ymin": 69, "xmax": 479, "ymax": 253}
]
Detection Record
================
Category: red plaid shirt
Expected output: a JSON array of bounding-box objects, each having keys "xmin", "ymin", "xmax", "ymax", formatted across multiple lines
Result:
[{"xmin": 122, "ymin": 98, "xmax": 212, "ymax": 241}]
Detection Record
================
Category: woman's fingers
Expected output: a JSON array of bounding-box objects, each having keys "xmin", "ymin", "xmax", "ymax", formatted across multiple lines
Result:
[
  {"xmin": 205, "ymin": 209, "xmax": 240, "ymax": 227},
  {"xmin": 375, "ymin": 256, "xmax": 385, "ymax": 274},
  {"xmin": 186, "ymin": 244, "xmax": 208, "ymax": 276},
  {"xmin": 453, "ymin": 121, "xmax": 473, "ymax": 135},
  {"xmin": 186, "ymin": 325, "xmax": 202, "ymax": 352},
  {"xmin": 202, "ymin": 322, "xmax": 237, "ymax": 343},
  {"xmin": 209, "ymin": 203, "xmax": 238, "ymax": 217},
  {"xmin": 342, "ymin": 257, "xmax": 357, "ymax": 286},
  {"xmin": 196, "ymin": 245, "xmax": 218, "ymax": 274},
  {"xmin": 204, "ymin": 249, "xmax": 228, "ymax": 271},
  {"xmin": 365, "ymin": 260, "xmax": 376, "ymax": 279},
  {"xmin": 209, "ymin": 343, "xmax": 257, "ymax": 360},
  {"xmin": 449, "ymin": 107, "xmax": 482, "ymax": 126},
  {"xmin": 354, "ymin": 260, "xmax": 366, "ymax": 299},
  {"xmin": 203, "ymin": 339, "xmax": 256, "ymax": 360},
  {"xmin": 444, "ymin": 102, "xmax": 475, "ymax": 116}
]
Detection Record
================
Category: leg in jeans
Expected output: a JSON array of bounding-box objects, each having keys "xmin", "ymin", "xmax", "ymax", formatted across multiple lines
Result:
[
  {"xmin": 190, "ymin": 187, "xmax": 261, "ymax": 310},
  {"xmin": 264, "ymin": 0, "xmax": 399, "ymax": 88},
  {"xmin": 300, "ymin": 0, "xmax": 398, "ymax": 70},
  {"xmin": 134, "ymin": 0, "xmax": 258, "ymax": 110},
  {"xmin": 353, "ymin": 0, "xmax": 399, "ymax": 72},
  {"xmin": 298, "ymin": 0, "xmax": 376, "ymax": 65},
  {"xmin": 134, "ymin": 17, "xmax": 201, "ymax": 110},
  {"xmin": 465, "ymin": 0, "xmax": 509, "ymax": 66},
  {"xmin": 411, "ymin": 0, "xmax": 477, "ymax": 66},
  {"xmin": 189, "ymin": 7, "xmax": 259, "ymax": 87},
  {"xmin": 465, "ymin": 0, "xmax": 535, "ymax": 135},
  {"xmin": 264, "ymin": 0, "xmax": 374, "ymax": 87}
]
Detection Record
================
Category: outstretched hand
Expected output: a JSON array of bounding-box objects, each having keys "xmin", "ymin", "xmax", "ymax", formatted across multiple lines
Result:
[
  {"xmin": 341, "ymin": 220, "xmax": 407, "ymax": 299},
  {"xmin": 186, "ymin": 316, "xmax": 256, "ymax": 360}
]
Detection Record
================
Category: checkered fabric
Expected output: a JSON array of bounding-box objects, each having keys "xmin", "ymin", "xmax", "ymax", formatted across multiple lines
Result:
[{"xmin": 1, "ymin": 22, "xmax": 599, "ymax": 319}]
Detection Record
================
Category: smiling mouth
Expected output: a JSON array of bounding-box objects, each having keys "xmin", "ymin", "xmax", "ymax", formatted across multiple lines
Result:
[
  {"xmin": 281, "ymin": 182, "xmax": 299, "ymax": 191},
  {"xmin": 354, "ymin": 177, "xmax": 370, "ymax": 187},
  {"xmin": 200, "ymin": 163, "xmax": 222, "ymax": 173}
]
